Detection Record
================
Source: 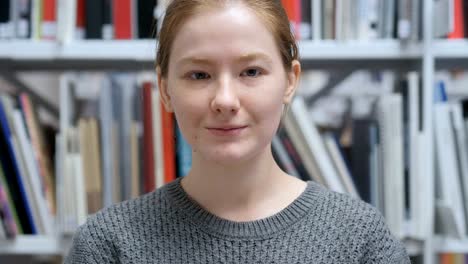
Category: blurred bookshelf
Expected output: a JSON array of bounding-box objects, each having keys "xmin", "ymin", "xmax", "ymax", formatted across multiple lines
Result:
[{"xmin": 1, "ymin": 0, "xmax": 468, "ymax": 264}]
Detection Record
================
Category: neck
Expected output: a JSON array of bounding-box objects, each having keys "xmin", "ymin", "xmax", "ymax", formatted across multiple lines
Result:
[{"xmin": 181, "ymin": 145, "xmax": 297, "ymax": 221}]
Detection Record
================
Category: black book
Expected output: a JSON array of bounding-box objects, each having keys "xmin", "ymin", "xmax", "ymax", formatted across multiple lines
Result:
[
  {"xmin": 102, "ymin": 0, "xmax": 113, "ymax": 39},
  {"xmin": 85, "ymin": 0, "xmax": 104, "ymax": 39},
  {"xmin": 137, "ymin": 0, "xmax": 157, "ymax": 39},
  {"xmin": 351, "ymin": 118, "xmax": 377, "ymax": 204},
  {"xmin": 0, "ymin": 0, "xmax": 11, "ymax": 39}
]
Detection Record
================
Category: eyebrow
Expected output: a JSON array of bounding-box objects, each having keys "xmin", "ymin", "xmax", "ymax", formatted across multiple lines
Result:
[{"xmin": 176, "ymin": 52, "xmax": 273, "ymax": 66}]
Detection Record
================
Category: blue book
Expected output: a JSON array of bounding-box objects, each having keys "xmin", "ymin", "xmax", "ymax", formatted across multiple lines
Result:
[
  {"xmin": 175, "ymin": 122, "xmax": 192, "ymax": 177},
  {"xmin": 0, "ymin": 99, "xmax": 37, "ymax": 234}
]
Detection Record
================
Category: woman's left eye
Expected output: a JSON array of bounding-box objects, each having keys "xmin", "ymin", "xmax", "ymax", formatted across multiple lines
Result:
[{"xmin": 241, "ymin": 68, "xmax": 262, "ymax": 78}]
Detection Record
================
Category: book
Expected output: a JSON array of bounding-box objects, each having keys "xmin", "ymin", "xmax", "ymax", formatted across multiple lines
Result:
[
  {"xmin": 141, "ymin": 80, "xmax": 155, "ymax": 192},
  {"xmin": 41, "ymin": 0, "xmax": 56, "ymax": 40},
  {"xmin": 0, "ymin": 98, "xmax": 37, "ymax": 234},
  {"xmin": 434, "ymin": 103, "xmax": 466, "ymax": 238},
  {"xmin": 113, "ymin": 0, "xmax": 133, "ymax": 39},
  {"xmin": 0, "ymin": 162, "xmax": 20, "ymax": 238},
  {"xmin": 161, "ymin": 101, "xmax": 176, "ymax": 184},
  {"xmin": 287, "ymin": 97, "xmax": 345, "ymax": 193},
  {"xmin": 377, "ymin": 94, "xmax": 406, "ymax": 239},
  {"xmin": 11, "ymin": 109, "xmax": 53, "ymax": 235},
  {"xmin": 18, "ymin": 93, "xmax": 56, "ymax": 215},
  {"xmin": 448, "ymin": 0, "xmax": 465, "ymax": 38},
  {"xmin": 175, "ymin": 122, "xmax": 192, "ymax": 178}
]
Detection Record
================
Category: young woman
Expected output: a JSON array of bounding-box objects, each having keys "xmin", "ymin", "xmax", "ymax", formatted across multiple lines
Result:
[{"xmin": 66, "ymin": 0, "xmax": 410, "ymax": 263}]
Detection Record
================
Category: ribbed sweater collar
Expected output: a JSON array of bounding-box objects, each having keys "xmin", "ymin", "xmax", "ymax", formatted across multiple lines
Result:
[{"xmin": 164, "ymin": 177, "xmax": 320, "ymax": 240}]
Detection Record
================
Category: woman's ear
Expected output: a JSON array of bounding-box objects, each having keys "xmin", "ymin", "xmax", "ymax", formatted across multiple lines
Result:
[
  {"xmin": 157, "ymin": 66, "xmax": 173, "ymax": 112},
  {"xmin": 283, "ymin": 60, "xmax": 301, "ymax": 104}
]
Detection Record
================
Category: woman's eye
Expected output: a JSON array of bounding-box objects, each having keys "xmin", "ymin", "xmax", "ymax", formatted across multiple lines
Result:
[
  {"xmin": 190, "ymin": 72, "xmax": 210, "ymax": 80},
  {"xmin": 241, "ymin": 68, "xmax": 262, "ymax": 78}
]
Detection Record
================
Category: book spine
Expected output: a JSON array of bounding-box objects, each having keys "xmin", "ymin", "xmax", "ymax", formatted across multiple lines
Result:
[
  {"xmin": 41, "ymin": 0, "xmax": 56, "ymax": 40},
  {"xmin": 113, "ymin": 0, "xmax": 132, "ymax": 39},
  {"xmin": 142, "ymin": 82, "xmax": 155, "ymax": 192}
]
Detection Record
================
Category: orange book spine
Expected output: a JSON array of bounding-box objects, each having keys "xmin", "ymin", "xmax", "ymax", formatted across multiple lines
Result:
[
  {"xmin": 41, "ymin": 0, "xmax": 56, "ymax": 40},
  {"xmin": 449, "ymin": 0, "xmax": 465, "ymax": 38},
  {"xmin": 440, "ymin": 253, "xmax": 454, "ymax": 264},
  {"xmin": 160, "ymin": 102, "xmax": 176, "ymax": 184}
]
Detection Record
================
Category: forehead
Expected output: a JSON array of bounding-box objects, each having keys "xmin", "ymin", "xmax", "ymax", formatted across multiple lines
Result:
[{"xmin": 169, "ymin": 4, "xmax": 281, "ymax": 66}]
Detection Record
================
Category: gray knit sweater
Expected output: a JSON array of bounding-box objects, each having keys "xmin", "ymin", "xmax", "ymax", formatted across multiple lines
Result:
[{"xmin": 65, "ymin": 178, "xmax": 410, "ymax": 263}]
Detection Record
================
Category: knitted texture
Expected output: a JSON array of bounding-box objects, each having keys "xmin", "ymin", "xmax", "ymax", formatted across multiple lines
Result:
[{"xmin": 65, "ymin": 178, "xmax": 411, "ymax": 263}]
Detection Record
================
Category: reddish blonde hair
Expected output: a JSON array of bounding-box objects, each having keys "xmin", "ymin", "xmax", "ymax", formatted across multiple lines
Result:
[{"xmin": 156, "ymin": 0, "xmax": 299, "ymax": 77}]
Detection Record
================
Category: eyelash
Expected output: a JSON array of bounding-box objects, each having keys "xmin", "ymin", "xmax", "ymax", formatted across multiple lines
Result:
[{"xmin": 187, "ymin": 68, "xmax": 264, "ymax": 80}]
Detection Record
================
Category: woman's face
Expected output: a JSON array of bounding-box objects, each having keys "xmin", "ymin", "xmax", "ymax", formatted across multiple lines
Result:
[{"xmin": 159, "ymin": 4, "xmax": 299, "ymax": 166}]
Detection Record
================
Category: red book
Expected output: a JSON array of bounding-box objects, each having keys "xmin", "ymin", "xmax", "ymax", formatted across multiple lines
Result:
[
  {"xmin": 142, "ymin": 82, "xmax": 155, "ymax": 192},
  {"xmin": 76, "ymin": 0, "xmax": 85, "ymax": 39},
  {"xmin": 281, "ymin": 0, "xmax": 301, "ymax": 38},
  {"xmin": 113, "ymin": 0, "xmax": 133, "ymax": 39},
  {"xmin": 160, "ymin": 102, "xmax": 176, "ymax": 184},
  {"xmin": 42, "ymin": 0, "xmax": 57, "ymax": 40},
  {"xmin": 448, "ymin": 0, "xmax": 465, "ymax": 38}
]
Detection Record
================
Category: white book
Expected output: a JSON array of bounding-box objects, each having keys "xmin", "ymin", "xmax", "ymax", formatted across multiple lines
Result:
[
  {"xmin": 56, "ymin": 0, "xmax": 77, "ymax": 43},
  {"xmin": 55, "ymin": 133, "xmax": 65, "ymax": 234},
  {"xmin": 152, "ymin": 88, "xmax": 165, "ymax": 188},
  {"xmin": 377, "ymin": 94, "xmax": 405, "ymax": 239},
  {"xmin": 312, "ymin": 0, "xmax": 321, "ymax": 41},
  {"xmin": 451, "ymin": 103, "xmax": 468, "ymax": 235},
  {"xmin": 12, "ymin": 110, "xmax": 54, "ymax": 235},
  {"xmin": 71, "ymin": 128, "xmax": 87, "ymax": 226},
  {"xmin": 283, "ymin": 110, "xmax": 323, "ymax": 184},
  {"xmin": 434, "ymin": 103, "xmax": 466, "ymax": 238},
  {"xmin": 289, "ymin": 97, "xmax": 346, "ymax": 193},
  {"xmin": 406, "ymin": 72, "xmax": 425, "ymax": 239}
]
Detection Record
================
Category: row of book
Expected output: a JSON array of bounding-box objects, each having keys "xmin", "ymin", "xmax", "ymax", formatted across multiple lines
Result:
[
  {"xmin": 0, "ymin": 0, "xmax": 164, "ymax": 41},
  {"xmin": 278, "ymin": 70, "xmax": 436, "ymax": 240},
  {"xmin": 304, "ymin": 69, "xmax": 468, "ymax": 242},
  {"xmin": 0, "ymin": 92, "xmax": 56, "ymax": 238},
  {"xmin": 281, "ymin": 0, "xmax": 468, "ymax": 41},
  {"xmin": 1, "ymin": 0, "xmax": 467, "ymax": 42},
  {"xmin": 433, "ymin": 74, "xmax": 468, "ymax": 240},
  {"xmin": 439, "ymin": 253, "xmax": 468, "ymax": 264},
  {"xmin": 56, "ymin": 72, "xmax": 191, "ymax": 234}
]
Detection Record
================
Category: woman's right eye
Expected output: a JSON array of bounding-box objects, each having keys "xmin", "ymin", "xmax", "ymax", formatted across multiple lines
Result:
[{"xmin": 189, "ymin": 72, "xmax": 210, "ymax": 80}]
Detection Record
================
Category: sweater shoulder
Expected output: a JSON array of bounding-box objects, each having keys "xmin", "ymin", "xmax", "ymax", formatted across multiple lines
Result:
[
  {"xmin": 82, "ymin": 183, "xmax": 173, "ymax": 233},
  {"xmin": 305, "ymin": 182, "xmax": 410, "ymax": 263}
]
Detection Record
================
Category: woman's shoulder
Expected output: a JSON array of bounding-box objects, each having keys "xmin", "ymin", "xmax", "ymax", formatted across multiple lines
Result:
[
  {"xmin": 305, "ymin": 180, "xmax": 383, "ymax": 221},
  {"xmin": 81, "ymin": 180, "xmax": 178, "ymax": 232},
  {"xmin": 303, "ymin": 181, "xmax": 410, "ymax": 263}
]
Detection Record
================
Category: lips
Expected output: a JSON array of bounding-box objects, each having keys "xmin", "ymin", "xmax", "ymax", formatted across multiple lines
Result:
[
  {"xmin": 207, "ymin": 125, "xmax": 248, "ymax": 130},
  {"xmin": 206, "ymin": 125, "xmax": 248, "ymax": 136}
]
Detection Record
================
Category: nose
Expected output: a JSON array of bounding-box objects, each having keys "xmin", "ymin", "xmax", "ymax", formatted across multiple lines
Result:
[{"xmin": 210, "ymin": 75, "xmax": 240, "ymax": 115}]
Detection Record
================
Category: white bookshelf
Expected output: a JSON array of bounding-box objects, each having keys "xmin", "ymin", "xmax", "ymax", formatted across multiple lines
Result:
[
  {"xmin": 0, "ymin": 39, "xmax": 425, "ymax": 63},
  {"xmin": 0, "ymin": 235, "xmax": 71, "ymax": 256},
  {"xmin": 434, "ymin": 236, "xmax": 468, "ymax": 254},
  {"xmin": 433, "ymin": 39, "xmax": 468, "ymax": 58}
]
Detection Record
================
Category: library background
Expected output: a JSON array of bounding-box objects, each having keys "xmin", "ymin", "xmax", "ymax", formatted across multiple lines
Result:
[{"xmin": 0, "ymin": 0, "xmax": 467, "ymax": 263}]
